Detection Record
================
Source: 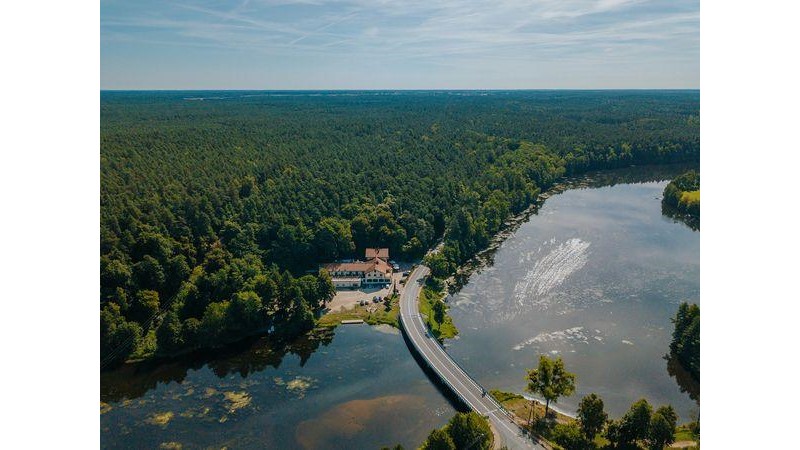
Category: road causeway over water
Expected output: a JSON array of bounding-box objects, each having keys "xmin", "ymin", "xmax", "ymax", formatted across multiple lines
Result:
[{"xmin": 399, "ymin": 265, "xmax": 545, "ymax": 450}]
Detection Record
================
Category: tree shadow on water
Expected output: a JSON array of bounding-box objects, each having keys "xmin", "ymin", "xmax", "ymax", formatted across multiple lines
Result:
[{"xmin": 666, "ymin": 353, "xmax": 700, "ymax": 404}]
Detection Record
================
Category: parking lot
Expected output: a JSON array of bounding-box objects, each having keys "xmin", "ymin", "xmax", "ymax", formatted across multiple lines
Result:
[{"xmin": 325, "ymin": 264, "xmax": 413, "ymax": 312}]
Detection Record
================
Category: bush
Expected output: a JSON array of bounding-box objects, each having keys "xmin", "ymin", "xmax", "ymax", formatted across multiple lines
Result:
[{"xmin": 551, "ymin": 422, "xmax": 590, "ymax": 450}]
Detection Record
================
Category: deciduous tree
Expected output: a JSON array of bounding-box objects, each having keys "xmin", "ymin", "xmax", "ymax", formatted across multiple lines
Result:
[
  {"xmin": 648, "ymin": 405, "xmax": 677, "ymax": 450},
  {"xmin": 421, "ymin": 428, "xmax": 455, "ymax": 450},
  {"xmin": 618, "ymin": 398, "xmax": 653, "ymax": 446},
  {"xmin": 432, "ymin": 300, "xmax": 446, "ymax": 330},
  {"xmin": 525, "ymin": 355, "xmax": 576, "ymax": 420},
  {"xmin": 577, "ymin": 393, "xmax": 607, "ymax": 441},
  {"xmin": 446, "ymin": 412, "xmax": 492, "ymax": 450}
]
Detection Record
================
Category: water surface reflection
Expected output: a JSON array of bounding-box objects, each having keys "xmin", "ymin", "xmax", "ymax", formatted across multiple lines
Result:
[
  {"xmin": 446, "ymin": 167, "xmax": 699, "ymax": 421},
  {"xmin": 101, "ymin": 325, "xmax": 454, "ymax": 449}
]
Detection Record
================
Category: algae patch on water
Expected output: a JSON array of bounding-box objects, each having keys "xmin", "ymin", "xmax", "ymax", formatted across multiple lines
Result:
[
  {"xmin": 286, "ymin": 376, "xmax": 316, "ymax": 398},
  {"xmin": 223, "ymin": 391, "xmax": 252, "ymax": 413},
  {"xmin": 179, "ymin": 406, "xmax": 211, "ymax": 419},
  {"xmin": 274, "ymin": 375, "xmax": 316, "ymax": 398},
  {"xmin": 159, "ymin": 442, "xmax": 182, "ymax": 450},
  {"xmin": 203, "ymin": 387, "xmax": 217, "ymax": 398},
  {"xmin": 100, "ymin": 401, "xmax": 112, "ymax": 415},
  {"xmin": 145, "ymin": 411, "xmax": 175, "ymax": 427}
]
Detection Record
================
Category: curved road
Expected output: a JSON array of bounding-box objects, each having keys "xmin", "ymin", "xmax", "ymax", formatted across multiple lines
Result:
[{"xmin": 399, "ymin": 265, "xmax": 545, "ymax": 450}]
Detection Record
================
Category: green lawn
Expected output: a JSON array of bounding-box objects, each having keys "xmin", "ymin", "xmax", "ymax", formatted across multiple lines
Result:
[
  {"xmin": 419, "ymin": 286, "xmax": 459, "ymax": 340},
  {"xmin": 317, "ymin": 294, "xmax": 400, "ymax": 329}
]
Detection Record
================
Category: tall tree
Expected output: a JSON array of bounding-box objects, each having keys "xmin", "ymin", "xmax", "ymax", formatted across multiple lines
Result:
[
  {"xmin": 525, "ymin": 355, "xmax": 576, "ymax": 420},
  {"xmin": 446, "ymin": 412, "xmax": 492, "ymax": 450},
  {"xmin": 156, "ymin": 311, "xmax": 184, "ymax": 354},
  {"xmin": 314, "ymin": 217, "xmax": 355, "ymax": 260},
  {"xmin": 423, "ymin": 252, "xmax": 452, "ymax": 279},
  {"xmin": 432, "ymin": 300, "xmax": 446, "ymax": 330},
  {"xmin": 648, "ymin": 405, "xmax": 678, "ymax": 450},
  {"xmin": 617, "ymin": 398, "xmax": 653, "ymax": 447},
  {"xmin": 577, "ymin": 393, "xmax": 607, "ymax": 441},
  {"xmin": 316, "ymin": 268, "xmax": 336, "ymax": 305},
  {"xmin": 130, "ymin": 290, "xmax": 160, "ymax": 326},
  {"xmin": 670, "ymin": 302, "xmax": 700, "ymax": 380},
  {"xmin": 421, "ymin": 428, "xmax": 455, "ymax": 450}
]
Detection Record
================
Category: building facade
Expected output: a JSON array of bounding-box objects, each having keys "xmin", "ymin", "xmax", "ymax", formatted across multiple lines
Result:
[{"xmin": 323, "ymin": 248, "xmax": 392, "ymax": 289}]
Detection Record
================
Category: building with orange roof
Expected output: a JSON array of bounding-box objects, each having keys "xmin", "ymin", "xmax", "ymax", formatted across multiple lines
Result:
[{"xmin": 322, "ymin": 248, "xmax": 392, "ymax": 288}]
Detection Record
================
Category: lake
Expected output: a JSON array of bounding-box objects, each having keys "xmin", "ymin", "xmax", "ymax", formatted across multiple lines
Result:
[
  {"xmin": 101, "ymin": 324, "xmax": 455, "ymax": 449},
  {"xmin": 446, "ymin": 167, "xmax": 700, "ymax": 421},
  {"xmin": 101, "ymin": 166, "xmax": 699, "ymax": 448}
]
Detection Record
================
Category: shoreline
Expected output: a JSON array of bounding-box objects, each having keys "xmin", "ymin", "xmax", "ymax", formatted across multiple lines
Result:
[
  {"xmin": 108, "ymin": 163, "xmax": 696, "ymax": 371},
  {"xmin": 446, "ymin": 163, "xmax": 698, "ymax": 294}
]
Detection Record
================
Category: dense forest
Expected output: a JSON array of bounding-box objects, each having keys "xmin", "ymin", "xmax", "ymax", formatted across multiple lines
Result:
[
  {"xmin": 662, "ymin": 170, "xmax": 700, "ymax": 230},
  {"xmin": 101, "ymin": 90, "xmax": 699, "ymax": 367}
]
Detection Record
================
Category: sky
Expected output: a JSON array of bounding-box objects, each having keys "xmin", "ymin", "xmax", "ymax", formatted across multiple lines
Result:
[{"xmin": 101, "ymin": 0, "xmax": 699, "ymax": 90}]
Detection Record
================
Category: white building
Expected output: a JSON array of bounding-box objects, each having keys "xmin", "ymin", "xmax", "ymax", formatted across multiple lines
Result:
[{"xmin": 323, "ymin": 248, "xmax": 392, "ymax": 289}]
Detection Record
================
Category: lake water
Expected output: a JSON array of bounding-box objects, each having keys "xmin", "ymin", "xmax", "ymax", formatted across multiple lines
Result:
[
  {"xmin": 446, "ymin": 168, "xmax": 700, "ymax": 422},
  {"xmin": 101, "ymin": 166, "xmax": 699, "ymax": 448},
  {"xmin": 101, "ymin": 325, "xmax": 455, "ymax": 449}
]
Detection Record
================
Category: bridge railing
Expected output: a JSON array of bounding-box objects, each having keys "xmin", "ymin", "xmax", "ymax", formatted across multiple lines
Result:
[
  {"xmin": 422, "ymin": 318, "xmax": 520, "ymax": 423},
  {"xmin": 399, "ymin": 266, "xmax": 520, "ymax": 424}
]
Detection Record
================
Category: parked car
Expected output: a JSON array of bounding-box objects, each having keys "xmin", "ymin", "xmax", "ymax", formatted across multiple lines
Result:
[{"xmin": 392, "ymin": 264, "xmax": 400, "ymax": 270}]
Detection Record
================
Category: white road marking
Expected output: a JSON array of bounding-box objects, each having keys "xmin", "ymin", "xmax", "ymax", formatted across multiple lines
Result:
[{"xmin": 399, "ymin": 266, "xmax": 541, "ymax": 449}]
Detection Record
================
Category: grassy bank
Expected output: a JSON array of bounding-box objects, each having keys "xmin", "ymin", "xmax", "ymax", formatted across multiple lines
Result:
[
  {"xmin": 317, "ymin": 294, "xmax": 400, "ymax": 329},
  {"xmin": 490, "ymin": 390, "xmax": 698, "ymax": 450},
  {"xmin": 418, "ymin": 284, "xmax": 458, "ymax": 340}
]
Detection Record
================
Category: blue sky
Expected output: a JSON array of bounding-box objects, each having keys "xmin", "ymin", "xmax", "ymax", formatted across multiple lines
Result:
[{"xmin": 101, "ymin": 0, "xmax": 699, "ymax": 89}]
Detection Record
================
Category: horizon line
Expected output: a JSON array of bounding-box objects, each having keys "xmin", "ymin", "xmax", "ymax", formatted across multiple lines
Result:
[{"xmin": 101, "ymin": 88, "xmax": 700, "ymax": 92}]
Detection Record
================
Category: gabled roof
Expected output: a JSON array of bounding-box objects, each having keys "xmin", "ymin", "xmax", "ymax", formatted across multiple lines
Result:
[
  {"xmin": 323, "ymin": 261, "xmax": 372, "ymax": 273},
  {"xmin": 365, "ymin": 248, "xmax": 390, "ymax": 260},
  {"xmin": 323, "ymin": 257, "xmax": 392, "ymax": 275},
  {"xmin": 370, "ymin": 258, "xmax": 392, "ymax": 275}
]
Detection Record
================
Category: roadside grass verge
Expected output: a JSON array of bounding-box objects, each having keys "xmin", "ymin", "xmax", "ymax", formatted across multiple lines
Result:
[{"xmin": 418, "ymin": 285, "xmax": 458, "ymax": 340}]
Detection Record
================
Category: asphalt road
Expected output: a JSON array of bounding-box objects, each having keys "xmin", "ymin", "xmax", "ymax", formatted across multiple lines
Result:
[{"xmin": 399, "ymin": 265, "xmax": 545, "ymax": 450}]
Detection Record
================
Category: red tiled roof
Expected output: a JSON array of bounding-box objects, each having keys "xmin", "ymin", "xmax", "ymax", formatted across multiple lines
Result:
[
  {"xmin": 323, "ymin": 258, "xmax": 392, "ymax": 275},
  {"xmin": 371, "ymin": 258, "xmax": 392, "ymax": 274},
  {"xmin": 365, "ymin": 248, "xmax": 390, "ymax": 259}
]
